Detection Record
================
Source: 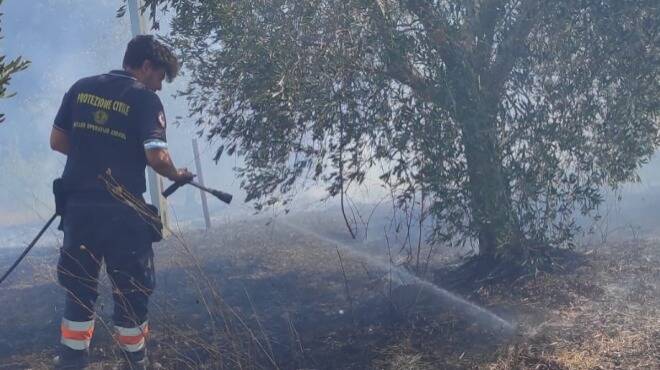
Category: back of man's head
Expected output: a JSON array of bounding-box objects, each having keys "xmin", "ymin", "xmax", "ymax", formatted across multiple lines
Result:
[{"xmin": 123, "ymin": 35, "xmax": 179, "ymax": 82}]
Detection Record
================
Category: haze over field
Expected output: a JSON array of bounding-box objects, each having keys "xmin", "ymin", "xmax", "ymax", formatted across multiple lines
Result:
[
  {"xmin": 0, "ymin": 2, "xmax": 658, "ymax": 369},
  {"xmin": 0, "ymin": 1, "xmax": 244, "ymax": 225},
  {"xmin": 1, "ymin": 1, "xmax": 660, "ymax": 250}
]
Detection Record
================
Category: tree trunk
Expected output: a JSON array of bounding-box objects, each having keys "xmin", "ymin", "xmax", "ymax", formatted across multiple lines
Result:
[{"xmin": 458, "ymin": 100, "xmax": 513, "ymax": 259}]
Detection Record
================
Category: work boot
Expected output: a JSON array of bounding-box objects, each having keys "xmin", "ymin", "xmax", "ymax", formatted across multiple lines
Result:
[
  {"xmin": 53, "ymin": 346, "xmax": 90, "ymax": 369},
  {"xmin": 121, "ymin": 349, "xmax": 149, "ymax": 370}
]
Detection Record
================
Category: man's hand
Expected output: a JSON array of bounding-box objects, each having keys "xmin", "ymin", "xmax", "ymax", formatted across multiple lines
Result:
[
  {"xmin": 145, "ymin": 148, "xmax": 194, "ymax": 182},
  {"xmin": 170, "ymin": 168, "xmax": 195, "ymax": 183}
]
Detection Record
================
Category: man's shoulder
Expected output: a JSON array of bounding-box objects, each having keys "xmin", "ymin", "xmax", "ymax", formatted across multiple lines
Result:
[
  {"xmin": 64, "ymin": 74, "xmax": 99, "ymax": 93},
  {"xmin": 130, "ymin": 86, "xmax": 162, "ymax": 106},
  {"xmin": 73, "ymin": 73, "xmax": 108, "ymax": 86},
  {"xmin": 66, "ymin": 73, "xmax": 117, "ymax": 96},
  {"xmin": 70, "ymin": 72, "xmax": 143, "ymax": 90},
  {"xmin": 75, "ymin": 73, "xmax": 159, "ymax": 98}
]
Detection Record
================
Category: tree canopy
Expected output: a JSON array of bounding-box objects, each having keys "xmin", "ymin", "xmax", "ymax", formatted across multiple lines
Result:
[{"xmin": 142, "ymin": 0, "xmax": 659, "ymax": 270}]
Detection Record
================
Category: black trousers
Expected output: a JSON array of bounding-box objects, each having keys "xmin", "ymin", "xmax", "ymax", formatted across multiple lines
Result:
[{"xmin": 57, "ymin": 196, "xmax": 155, "ymax": 328}]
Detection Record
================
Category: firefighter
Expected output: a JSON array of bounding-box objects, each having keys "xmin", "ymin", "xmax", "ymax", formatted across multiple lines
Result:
[{"xmin": 49, "ymin": 35, "xmax": 193, "ymax": 369}]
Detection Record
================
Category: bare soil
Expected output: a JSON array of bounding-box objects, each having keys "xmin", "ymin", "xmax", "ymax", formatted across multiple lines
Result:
[{"xmin": 0, "ymin": 213, "xmax": 658, "ymax": 369}]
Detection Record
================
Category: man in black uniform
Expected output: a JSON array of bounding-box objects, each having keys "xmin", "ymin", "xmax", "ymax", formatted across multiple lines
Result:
[{"xmin": 50, "ymin": 35, "xmax": 193, "ymax": 369}]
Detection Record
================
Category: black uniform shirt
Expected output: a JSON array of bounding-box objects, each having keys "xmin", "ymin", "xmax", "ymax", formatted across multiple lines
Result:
[{"xmin": 53, "ymin": 70, "xmax": 167, "ymax": 196}]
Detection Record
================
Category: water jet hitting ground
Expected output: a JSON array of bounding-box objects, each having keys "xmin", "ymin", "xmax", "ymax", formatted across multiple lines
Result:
[{"xmin": 281, "ymin": 220, "xmax": 516, "ymax": 334}]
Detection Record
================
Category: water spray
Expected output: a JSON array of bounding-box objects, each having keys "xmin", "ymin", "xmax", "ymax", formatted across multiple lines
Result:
[{"xmin": 281, "ymin": 220, "xmax": 516, "ymax": 333}]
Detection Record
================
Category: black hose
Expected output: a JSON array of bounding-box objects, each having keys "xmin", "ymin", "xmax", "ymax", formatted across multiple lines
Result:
[{"xmin": 0, "ymin": 213, "xmax": 58, "ymax": 286}]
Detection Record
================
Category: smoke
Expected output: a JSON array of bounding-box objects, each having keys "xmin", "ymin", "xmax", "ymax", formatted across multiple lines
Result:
[
  {"xmin": 1, "ymin": 1, "xmax": 659, "ymax": 248},
  {"xmin": 0, "ymin": 1, "xmax": 130, "ymax": 214},
  {"xmin": 0, "ymin": 1, "xmax": 246, "ymax": 234}
]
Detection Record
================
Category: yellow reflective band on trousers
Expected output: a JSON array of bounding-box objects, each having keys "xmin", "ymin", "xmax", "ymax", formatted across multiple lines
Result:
[
  {"xmin": 61, "ymin": 318, "xmax": 95, "ymax": 350},
  {"xmin": 115, "ymin": 321, "xmax": 149, "ymax": 352}
]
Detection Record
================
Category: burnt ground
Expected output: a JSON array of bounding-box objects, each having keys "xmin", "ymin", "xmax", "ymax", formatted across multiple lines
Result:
[{"xmin": 0, "ymin": 213, "xmax": 658, "ymax": 369}]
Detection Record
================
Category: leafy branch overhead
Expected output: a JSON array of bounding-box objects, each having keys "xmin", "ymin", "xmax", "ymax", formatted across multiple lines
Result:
[
  {"xmin": 0, "ymin": 0, "xmax": 30, "ymax": 123},
  {"xmin": 141, "ymin": 0, "xmax": 659, "ymax": 269}
]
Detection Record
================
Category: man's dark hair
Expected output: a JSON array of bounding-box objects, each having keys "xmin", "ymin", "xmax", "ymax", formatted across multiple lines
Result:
[{"xmin": 123, "ymin": 35, "xmax": 179, "ymax": 82}]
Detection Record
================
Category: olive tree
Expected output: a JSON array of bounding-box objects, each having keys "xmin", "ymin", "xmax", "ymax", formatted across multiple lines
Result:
[{"xmin": 140, "ymin": 0, "xmax": 659, "ymax": 271}]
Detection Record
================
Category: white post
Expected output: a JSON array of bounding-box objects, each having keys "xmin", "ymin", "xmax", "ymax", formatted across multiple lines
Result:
[
  {"xmin": 127, "ymin": 0, "xmax": 146, "ymax": 35},
  {"xmin": 127, "ymin": 0, "xmax": 169, "ymax": 235},
  {"xmin": 192, "ymin": 139, "xmax": 211, "ymax": 230}
]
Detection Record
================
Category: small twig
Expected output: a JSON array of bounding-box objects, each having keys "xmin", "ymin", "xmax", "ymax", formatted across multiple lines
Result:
[
  {"xmin": 385, "ymin": 228, "xmax": 394, "ymax": 299},
  {"xmin": 243, "ymin": 287, "xmax": 277, "ymax": 367},
  {"xmin": 336, "ymin": 247, "xmax": 356, "ymax": 324},
  {"xmin": 285, "ymin": 312, "xmax": 305, "ymax": 363}
]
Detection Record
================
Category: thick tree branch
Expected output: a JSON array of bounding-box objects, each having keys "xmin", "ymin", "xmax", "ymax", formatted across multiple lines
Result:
[
  {"xmin": 403, "ymin": 0, "xmax": 458, "ymax": 65},
  {"xmin": 473, "ymin": 0, "xmax": 506, "ymax": 67},
  {"xmin": 488, "ymin": 0, "xmax": 540, "ymax": 96},
  {"xmin": 366, "ymin": 0, "xmax": 452, "ymax": 109}
]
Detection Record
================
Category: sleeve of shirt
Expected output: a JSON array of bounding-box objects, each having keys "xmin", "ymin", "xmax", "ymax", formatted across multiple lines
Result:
[
  {"xmin": 53, "ymin": 88, "xmax": 75, "ymax": 132},
  {"xmin": 135, "ymin": 91, "xmax": 168, "ymax": 150}
]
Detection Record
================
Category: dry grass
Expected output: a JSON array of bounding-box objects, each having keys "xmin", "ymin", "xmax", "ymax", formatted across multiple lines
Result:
[
  {"xmin": 481, "ymin": 240, "xmax": 660, "ymax": 370},
  {"xmin": 0, "ymin": 214, "xmax": 659, "ymax": 369}
]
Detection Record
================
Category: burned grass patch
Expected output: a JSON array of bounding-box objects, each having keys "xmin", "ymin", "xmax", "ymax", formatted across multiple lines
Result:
[{"xmin": 0, "ymin": 215, "xmax": 658, "ymax": 369}]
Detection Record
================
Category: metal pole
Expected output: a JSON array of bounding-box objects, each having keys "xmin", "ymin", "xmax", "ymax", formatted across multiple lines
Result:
[
  {"xmin": 192, "ymin": 138, "xmax": 211, "ymax": 229},
  {"xmin": 127, "ymin": 0, "xmax": 169, "ymax": 236}
]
